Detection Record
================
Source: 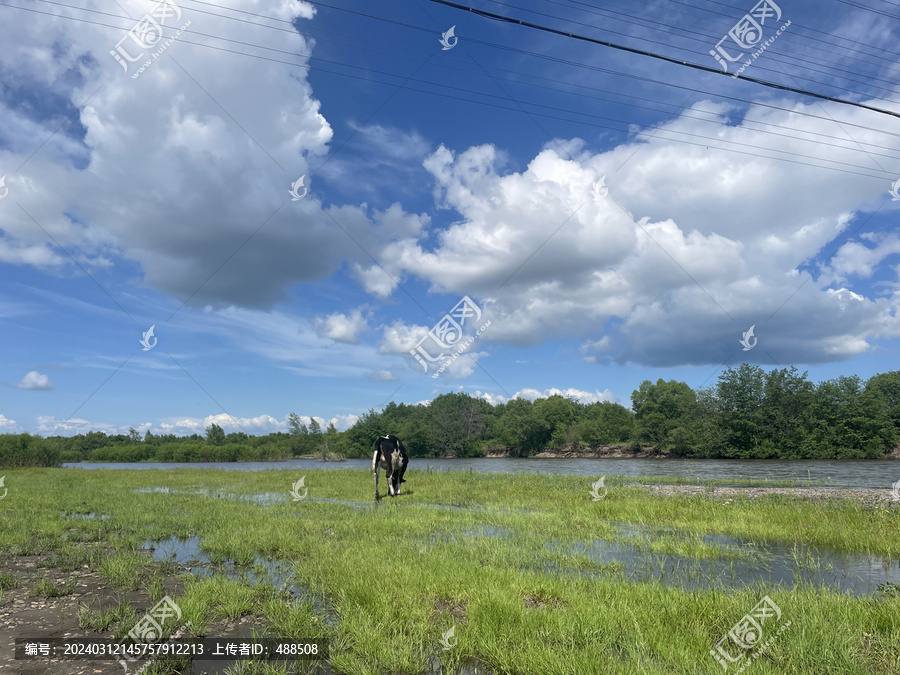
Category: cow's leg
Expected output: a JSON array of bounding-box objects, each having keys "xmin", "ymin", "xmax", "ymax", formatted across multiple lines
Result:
[
  {"xmin": 395, "ymin": 467, "xmax": 405, "ymax": 495},
  {"xmin": 372, "ymin": 450, "xmax": 381, "ymax": 499},
  {"xmin": 386, "ymin": 467, "xmax": 395, "ymax": 496},
  {"xmin": 395, "ymin": 453, "xmax": 408, "ymax": 495}
]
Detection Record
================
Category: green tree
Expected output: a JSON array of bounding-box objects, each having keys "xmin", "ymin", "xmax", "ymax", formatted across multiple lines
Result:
[
  {"xmin": 715, "ymin": 365, "xmax": 766, "ymax": 456},
  {"xmin": 205, "ymin": 423, "xmax": 226, "ymax": 446},
  {"xmin": 631, "ymin": 379, "xmax": 697, "ymax": 448},
  {"xmin": 533, "ymin": 395, "xmax": 578, "ymax": 448},
  {"xmin": 759, "ymin": 367, "xmax": 814, "ymax": 456},
  {"xmin": 288, "ymin": 412, "xmax": 309, "ymax": 436},
  {"xmin": 578, "ymin": 401, "xmax": 635, "ymax": 445},
  {"xmin": 499, "ymin": 398, "xmax": 542, "ymax": 456},
  {"xmin": 427, "ymin": 393, "xmax": 484, "ymax": 457},
  {"xmin": 864, "ymin": 371, "xmax": 900, "ymax": 438}
]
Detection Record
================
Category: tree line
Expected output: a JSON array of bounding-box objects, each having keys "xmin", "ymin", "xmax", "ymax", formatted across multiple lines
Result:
[{"xmin": 1, "ymin": 365, "xmax": 898, "ymax": 467}]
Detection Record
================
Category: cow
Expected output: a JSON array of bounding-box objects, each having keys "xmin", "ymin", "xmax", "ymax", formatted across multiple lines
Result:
[{"xmin": 372, "ymin": 434, "xmax": 409, "ymax": 499}]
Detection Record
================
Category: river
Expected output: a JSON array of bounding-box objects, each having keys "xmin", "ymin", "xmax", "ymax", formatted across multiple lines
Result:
[{"xmin": 63, "ymin": 457, "xmax": 899, "ymax": 489}]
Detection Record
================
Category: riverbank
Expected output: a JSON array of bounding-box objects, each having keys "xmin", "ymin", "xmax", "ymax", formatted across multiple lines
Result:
[
  {"xmin": 486, "ymin": 443, "xmax": 900, "ymax": 460},
  {"xmin": 483, "ymin": 444, "xmax": 665, "ymax": 458}
]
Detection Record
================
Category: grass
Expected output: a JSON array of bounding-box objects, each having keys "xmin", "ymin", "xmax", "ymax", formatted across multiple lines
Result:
[
  {"xmin": 0, "ymin": 467, "xmax": 898, "ymax": 674},
  {"xmin": 31, "ymin": 575, "xmax": 77, "ymax": 597},
  {"xmin": 77, "ymin": 600, "xmax": 138, "ymax": 632}
]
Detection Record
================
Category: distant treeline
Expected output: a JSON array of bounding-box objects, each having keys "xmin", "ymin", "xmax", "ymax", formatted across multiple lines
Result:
[{"xmin": 2, "ymin": 365, "xmax": 899, "ymax": 467}]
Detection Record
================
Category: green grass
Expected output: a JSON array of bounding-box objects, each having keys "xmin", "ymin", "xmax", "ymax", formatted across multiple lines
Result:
[
  {"xmin": 77, "ymin": 600, "xmax": 138, "ymax": 632},
  {"xmin": 31, "ymin": 575, "xmax": 76, "ymax": 597},
  {"xmin": 0, "ymin": 467, "xmax": 898, "ymax": 674},
  {"xmin": 0, "ymin": 571, "xmax": 19, "ymax": 591}
]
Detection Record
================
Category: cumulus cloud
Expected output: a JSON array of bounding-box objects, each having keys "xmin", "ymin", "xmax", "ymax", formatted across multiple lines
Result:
[
  {"xmin": 359, "ymin": 97, "xmax": 900, "ymax": 367},
  {"xmin": 34, "ymin": 410, "xmax": 359, "ymax": 437},
  {"xmin": 470, "ymin": 387, "xmax": 617, "ymax": 406},
  {"xmin": 0, "ymin": 0, "xmax": 429, "ymax": 312},
  {"xmin": 313, "ymin": 309, "xmax": 368, "ymax": 344},
  {"xmin": 17, "ymin": 371, "xmax": 53, "ymax": 390}
]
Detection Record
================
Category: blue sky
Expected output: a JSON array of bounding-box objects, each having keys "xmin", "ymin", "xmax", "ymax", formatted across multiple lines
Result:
[{"xmin": 1, "ymin": 0, "xmax": 899, "ymax": 437}]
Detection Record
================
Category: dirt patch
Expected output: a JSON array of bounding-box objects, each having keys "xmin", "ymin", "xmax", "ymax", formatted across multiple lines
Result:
[
  {"xmin": 0, "ymin": 548, "xmax": 262, "ymax": 675},
  {"xmin": 434, "ymin": 597, "xmax": 467, "ymax": 624},
  {"xmin": 637, "ymin": 484, "xmax": 900, "ymax": 508},
  {"xmin": 523, "ymin": 594, "xmax": 567, "ymax": 610}
]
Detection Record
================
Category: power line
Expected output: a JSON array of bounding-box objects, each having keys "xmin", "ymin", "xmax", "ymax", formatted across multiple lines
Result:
[
  {"xmin": 23, "ymin": 0, "xmax": 900, "ymax": 156},
  {"xmin": 536, "ymin": 0, "xmax": 900, "ymax": 99},
  {"xmin": 835, "ymin": 0, "xmax": 900, "ymax": 21},
  {"xmin": 663, "ymin": 0, "xmax": 900, "ymax": 67},
  {"xmin": 2, "ymin": 1, "xmax": 897, "ymax": 179},
  {"xmin": 424, "ymin": 0, "xmax": 900, "ymax": 120}
]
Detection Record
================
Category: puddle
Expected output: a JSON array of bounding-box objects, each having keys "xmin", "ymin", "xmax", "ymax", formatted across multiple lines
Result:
[
  {"xmin": 61, "ymin": 511, "xmax": 111, "ymax": 520},
  {"xmin": 143, "ymin": 536, "xmax": 338, "ymax": 628},
  {"xmin": 188, "ymin": 624, "xmax": 336, "ymax": 675},
  {"xmin": 547, "ymin": 523, "xmax": 900, "ymax": 596},
  {"xmin": 425, "ymin": 521, "xmax": 899, "ymax": 596},
  {"xmin": 426, "ymin": 654, "xmax": 493, "ymax": 675}
]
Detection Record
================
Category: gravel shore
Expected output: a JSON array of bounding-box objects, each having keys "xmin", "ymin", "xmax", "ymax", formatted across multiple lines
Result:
[{"xmin": 639, "ymin": 484, "xmax": 900, "ymax": 508}]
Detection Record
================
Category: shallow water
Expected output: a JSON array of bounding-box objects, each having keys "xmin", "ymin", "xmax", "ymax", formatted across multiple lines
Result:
[
  {"xmin": 136, "ymin": 487, "xmax": 899, "ymax": 596},
  {"xmin": 67, "ymin": 457, "xmax": 900, "ymax": 489},
  {"xmin": 143, "ymin": 536, "xmax": 337, "ymax": 624},
  {"xmin": 457, "ymin": 521, "xmax": 900, "ymax": 596}
]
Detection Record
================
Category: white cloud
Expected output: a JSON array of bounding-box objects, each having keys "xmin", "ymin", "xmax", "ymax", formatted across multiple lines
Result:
[
  {"xmin": 0, "ymin": 0, "xmax": 433, "ymax": 312},
  {"xmin": 366, "ymin": 369, "xmax": 398, "ymax": 382},
  {"xmin": 36, "ymin": 415, "xmax": 116, "ymax": 435},
  {"xmin": 827, "ymin": 233, "xmax": 900, "ymax": 281},
  {"xmin": 356, "ymin": 96, "xmax": 900, "ymax": 366},
  {"xmin": 17, "ymin": 371, "xmax": 53, "ymax": 390},
  {"xmin": 470, "ymin": 387, "xmax": 617, "ymax": 406},
  {"xmin": 33, "ymin": 409, "xmax": 360, "ymax": 437},
  {"xmin": 314, "ymin": 309, "xmax": 368, "ymax": 344},
  {"xmin": 0, "ymin": 414, "xmax": 19, "ymax": 431}
]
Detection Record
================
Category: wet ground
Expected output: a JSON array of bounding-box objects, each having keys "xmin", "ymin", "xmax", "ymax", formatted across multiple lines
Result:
[{"xmin": 2, "ymin": 486, "xmax": 898, "ymax": 674}]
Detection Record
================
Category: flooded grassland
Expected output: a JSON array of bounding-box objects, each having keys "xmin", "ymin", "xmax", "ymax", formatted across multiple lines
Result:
[{"xmin": 0, "ymin": 467, "xmax": 898, "ymax": 674}]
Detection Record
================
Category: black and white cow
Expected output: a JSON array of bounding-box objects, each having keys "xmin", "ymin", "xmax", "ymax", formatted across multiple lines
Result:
[{"xmin": 372, "ymin": 434, "xmax": 409, "ymax": 499}]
